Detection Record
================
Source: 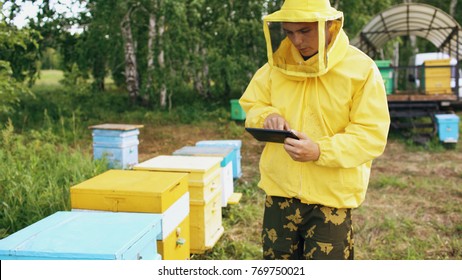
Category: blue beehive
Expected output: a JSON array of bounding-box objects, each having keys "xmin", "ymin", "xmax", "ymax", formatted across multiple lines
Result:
[
  {"xmin": 435, "ymin": 114, "xmax": 460, "ymax": 143},
  {"xmin": 173, "ymin": 146, "xmax": 234, "ymax": 168},
  {"xmin": 89, "ymin": 124, "xmax": 143, "ymax": 169},
  {"xmin": 195, "ymin": 140, "xmax": 242, "ymax": 179},
  {"xmin": 0, "ymin": 211, "xmax": 162, "ymax": 260},
  {"xmin": 93, "ymin": 140, "xmax": 139, "ymax": 169},
  {"xmin": 92, "ymin": 129, "xmax": 140, "ymax": 144}
]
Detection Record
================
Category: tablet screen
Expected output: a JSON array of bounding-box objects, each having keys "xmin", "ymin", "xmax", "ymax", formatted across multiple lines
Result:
[{"xmin": 245, "ymin": 127, "xmax": 299, "ymax": 143}]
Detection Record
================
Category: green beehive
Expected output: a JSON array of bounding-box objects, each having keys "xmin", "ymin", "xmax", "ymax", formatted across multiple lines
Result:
[
  {"xmin": 230, "ymin": 99, "xmax": 246, "ymax": 120},
  {"xmin": 375, "ymin": 60, "xmax": 394, "ymax": 94}
]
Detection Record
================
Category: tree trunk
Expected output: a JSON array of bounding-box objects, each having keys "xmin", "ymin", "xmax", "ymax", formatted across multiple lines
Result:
[
  {"xmin": 144, "ymin": 12, "xmax": 157, "ymax": 106},
  {"xmin": 193, "ymin": 45, "xmax": 210, "ymax": 97},
  {"xmin": 193, "ymin": 44, "xmax": 204, "ymax": 96},
  {"xmin": 332, "ymin": 0, "xmax": 340, "ymax": 10},
  {"xmin": 120, "ymin": 7, "xmax": 139, "ymax": 104},
  {"xmin": 449, "ymin": 0, "xmax": 457, "ymax": 16},
  {"xmin": 158, "ymin": 12, "xmax": 167, "ymax": 108},
  {"xmin": 201, "ymin": 47, "xmax": 210, "ymax": 97}
]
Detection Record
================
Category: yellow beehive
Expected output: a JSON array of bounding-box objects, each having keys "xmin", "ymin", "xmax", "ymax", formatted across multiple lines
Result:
[
  {"xmin": 134, "ymin": 155, "xmax": 224, "ymax": 253},
  {"xmin": 157, "ymin": 216, "xmax": 190, "ymax": 260},
  {"xmin": 189, "ymin": 190, "xmax": 224, "ymax": 254},
  {"xmin": 421, "ymin": 59, "xmax": 452, "ymax": 94},
  {"xmin": 188, "ymin": 168, "xmax": 221, "ymax": 201},
  {"xmin": 172, "ymin": 146, "xmax": 240, "ymax": 207},
  {"xmin": 135, "ymin": 155, "xmax": 221, "ymax": 184},
  {"xmin": 70, "ymin": 169, "xmax": 188, "ymax": 212},
  {"xmin": 70, "ymin": 169, "xmax": 190, "ymax": 260}
]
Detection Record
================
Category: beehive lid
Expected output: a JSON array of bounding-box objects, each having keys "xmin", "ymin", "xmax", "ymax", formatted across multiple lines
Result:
[
  {"xmin": 423, "ymin": 58, "xmax": 451, "ymax": 66},
  {"xmin": 134, "ymin": 155, "xmax": 222, "ymax": 184},
  {"xmin": 135, "ymin": 155, "xmax": 221, "ymax": 171},
  {"xmin": 70, "ymin": 170, "xmax": 188, "ymax": 213},
  {"xmin": 88, "ymin": 123, "xmax": 144, "ymax": 130},
  {"xmin": 196, "ymin": 140, "xmax": 242, "ymax": 149},
  {"xmin": 0, "ymin": 211, "xmax": 162, "ymax": 260},
  {"xmin": 435, "ymin": 114, "xmax": 460, "ymax": 122},
  {"xmin": 172, "ymin": 146, "xmax": 234, "ymax": 166}
]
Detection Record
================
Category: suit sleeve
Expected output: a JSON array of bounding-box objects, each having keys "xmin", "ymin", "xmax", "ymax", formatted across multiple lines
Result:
[{"xmin": 239, "ymin": 64, "xmax": 282, "ymax": 128}]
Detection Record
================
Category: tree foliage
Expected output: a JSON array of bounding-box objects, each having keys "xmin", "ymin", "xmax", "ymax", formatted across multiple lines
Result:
[
  {"xmin": 1, "ymin": 0, "xmax": 461, "ymax": 109},
  {"xmin": 0, "ymin": 20, "xmax": 35, "ymax": 115},
  {"xmin": 0, "ymin": 21, "xmax": 41, "ymax": 84}
]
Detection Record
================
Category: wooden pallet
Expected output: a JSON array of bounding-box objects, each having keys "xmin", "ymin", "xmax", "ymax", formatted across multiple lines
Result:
[{"xmin": 387, "ymin": 94, "xmax": 457, "ymax": 102}]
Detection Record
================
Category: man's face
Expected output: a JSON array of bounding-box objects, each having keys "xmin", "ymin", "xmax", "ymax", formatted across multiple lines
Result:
[{"xmin": 282, "ymin": 22, "xmax": 319, "ymax": 58}]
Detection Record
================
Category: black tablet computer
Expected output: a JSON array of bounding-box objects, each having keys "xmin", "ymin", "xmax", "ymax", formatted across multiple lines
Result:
[{"xmin": 245, "ymin": 127, "xmax": 299, "ymax": 143}]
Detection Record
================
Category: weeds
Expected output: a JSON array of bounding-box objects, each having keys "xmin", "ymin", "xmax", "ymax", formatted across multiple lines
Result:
[
  {"xmin": 370, "ymin": 175, "xmax": 408, "ymax": 189},
  {"xmin": 0, "ymin": 121, "xmax": 108, "ymax": 238}
]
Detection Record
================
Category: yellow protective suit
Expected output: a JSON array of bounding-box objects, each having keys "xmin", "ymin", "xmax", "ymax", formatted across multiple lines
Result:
[{"xmin": 240, "ymin": 0, "xmax": 390, "ymax": 208}]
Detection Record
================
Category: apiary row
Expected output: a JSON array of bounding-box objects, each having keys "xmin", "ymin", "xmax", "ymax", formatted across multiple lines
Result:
[{"xmin": 0, "ymin": 124, "xmax": 243, "ymax": 260}]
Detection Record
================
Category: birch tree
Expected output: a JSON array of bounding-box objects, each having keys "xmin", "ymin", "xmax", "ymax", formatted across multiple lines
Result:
[
  {"xmin": 449, "ymin": 0, "xmax": 457, "ymax": 16},
  {"xmin": 120, "ymin": 5, "xmax": 139, "ymax": 103}
]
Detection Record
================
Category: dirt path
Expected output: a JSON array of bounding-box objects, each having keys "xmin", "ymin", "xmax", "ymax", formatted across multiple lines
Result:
[{"xmin": 138, "ymin": 122, "xmax": 462, "ymax": 183}]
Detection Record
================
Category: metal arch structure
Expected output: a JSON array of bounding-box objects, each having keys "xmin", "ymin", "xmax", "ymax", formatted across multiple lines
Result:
[
  {"xmin": 350, "ymin": 3, "xmax": 461, "ymax": 62},
  {"xmin": 350, "ymin": 3, "xmax": 462, "ymax": 145}
]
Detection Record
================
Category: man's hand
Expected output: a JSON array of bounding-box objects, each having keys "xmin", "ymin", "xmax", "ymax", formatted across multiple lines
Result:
[
  {"xmin": 284, "ymin": 130, "xmax": 320, "ymax": 162},
  {"xmin": 264, "ymin": 113, "xmax": 291, "ymax": 130}
]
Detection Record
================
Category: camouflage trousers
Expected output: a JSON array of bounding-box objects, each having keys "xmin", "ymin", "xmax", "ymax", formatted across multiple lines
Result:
[{"xmin": 262, "ymin": 196, "xmax": 354, "ymax": 260}]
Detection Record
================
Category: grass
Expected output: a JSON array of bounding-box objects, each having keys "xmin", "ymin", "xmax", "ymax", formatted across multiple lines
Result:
[
  {"xmin": 35, "ymin": 70, "xmax": 64, "ymax": 86},
  {"xmin": 352, "ymin": 138, "xmax": 462, "ymax": 259},
  {"xmin": 0, "ymin": 120, "xmax": 109, "ymax": 238}
]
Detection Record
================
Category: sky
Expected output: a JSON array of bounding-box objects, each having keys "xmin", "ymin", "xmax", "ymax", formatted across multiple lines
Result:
[
  {"xmin": 2, "ymin": 1, "xmax": 39, "ymax": 28},
  {"xmin": 2, "ymin": 0, "xmax": 86, "ymax": 30}
]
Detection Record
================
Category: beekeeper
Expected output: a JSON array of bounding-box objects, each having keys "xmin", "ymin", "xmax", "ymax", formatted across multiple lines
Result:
[{"xmin": 240, "ymin": 0, "xmax": 390, "ymax": 260}]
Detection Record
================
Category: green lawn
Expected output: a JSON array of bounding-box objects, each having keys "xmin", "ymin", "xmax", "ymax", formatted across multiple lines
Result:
[{"xmin": 35, "ymin": 69, "xmax": 64, "ymax": 86}]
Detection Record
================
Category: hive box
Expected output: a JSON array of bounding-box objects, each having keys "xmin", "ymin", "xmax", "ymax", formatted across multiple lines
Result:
[
  {"xmin": 134, "ymin": 155, "xmax": 224, "ymax": 254},
  {"xmin": 190, "ymin": 190, "xmax": 223, "ymax": 254},
  {"xmin": 435, "ymin": 114, "xmax": 460, "ymax": 143},
  {"xmin": 92, "ymin": 129, "xmax": 140, "ymax": 144},
  {"xmin": 92, "ymin": 141, "xmax": 139, "ymax": 169},
  {"xmin": 420, "ymin": 59, "xmax": 452, "ymax": 94},
  {"xmin": 89, "ymin": 123, "xmax": 144, "ymax": 169},
  {"xmin": 173, "ymin": 146, "xmax": 238, "ymax": 206},
  {"xmin": 70, "ymin": 169, "xmax": 190, "ymax": 260},
  {"xmin": 0, "ymin": 211, "xmax": 162, "ymax": 260},
  {"xmin": 230, "ymin": 99, "xmax": 246, "ymax": 120},
  {"xmin": 134, "ymin": 156, "xmax": 223, "ymax": 202},
  {"xmin": 195, "ymin": 140, "xmax": 242, "ymax": 179},
  {"xmin": 157, "ymin": 215, "xmax": 189, "ymax": 260},
  {"xmin": 375, "ymin": 60, "xmax": 394, "ymax": 94}
]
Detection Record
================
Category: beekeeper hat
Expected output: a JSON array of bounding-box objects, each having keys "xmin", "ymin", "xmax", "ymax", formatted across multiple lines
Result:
[{"xmin": 263, "ymin": 0, "xmax": 344, "ymax": 77}]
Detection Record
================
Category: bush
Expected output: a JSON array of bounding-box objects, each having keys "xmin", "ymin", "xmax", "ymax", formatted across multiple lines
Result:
[{"xmin": 0, "ymin": 61, "xmax": 32, "ymax": 116}]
